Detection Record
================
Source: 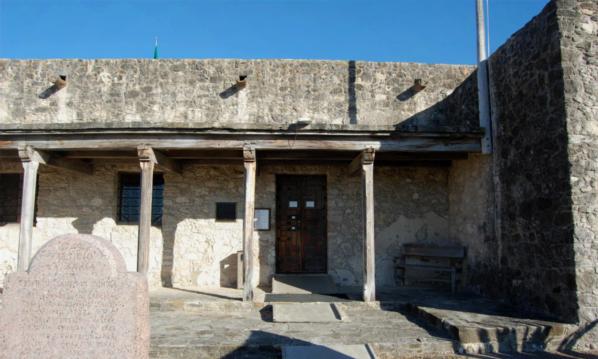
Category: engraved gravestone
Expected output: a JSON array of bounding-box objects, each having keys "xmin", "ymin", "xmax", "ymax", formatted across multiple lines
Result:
[{"xmin": 0, "ymin": 234, "xmax": 149, "ymax": 359}]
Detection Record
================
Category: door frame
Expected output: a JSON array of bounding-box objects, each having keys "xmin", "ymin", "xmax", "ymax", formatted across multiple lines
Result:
[{"xmin": 275, "ymin": 174, "xmax": 328, "ymax": 274}]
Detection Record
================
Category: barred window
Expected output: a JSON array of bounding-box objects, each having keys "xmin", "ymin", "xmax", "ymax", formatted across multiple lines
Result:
[
  {"xmin": 0, "ymin": 174, "xmax": 23, "ymax": 223},
  {"xmin": 118, "ymin": 173, "xmax": 164, "ymax": 226}
]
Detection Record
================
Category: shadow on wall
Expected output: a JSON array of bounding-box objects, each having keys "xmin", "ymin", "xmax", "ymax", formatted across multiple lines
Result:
[
  {"xmin": 160, "ymin": 217, "xmax": 178, "ymax": 288},
  {"xmin": 559, "ymin": 320, "xmax": 597, "ymax": 355},
  {"xmin": 348, "ymin": 60, "xmax": 358, "ymax": 125},
  {"xmin": 219, "ymin": 253, "xmax": 239, "ymax": 288},
  {"xmin": 393, "ymin": 70, "xmax": 480, "ymax": 133},
  {"xmin": 38, "ymin": 83, "xmax": 63, "ymax": 99}
]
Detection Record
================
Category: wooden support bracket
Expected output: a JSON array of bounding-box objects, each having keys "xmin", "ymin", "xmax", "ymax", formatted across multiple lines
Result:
[
  {"xmin": 18, "ymin": 145, "xmax": 93, "ymax": 175},
  {"xmin": 137, "ymin": 145, "xmax": 182, "ymax": 174},
  {"xmin": 348, "ymin": 147, "xmax": 375, "ymax": 176}
]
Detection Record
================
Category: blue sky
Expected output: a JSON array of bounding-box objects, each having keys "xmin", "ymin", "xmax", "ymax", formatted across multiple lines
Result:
[{"xmin": 0, "ymin": 0, "xmax": 549, "ymax": 64}]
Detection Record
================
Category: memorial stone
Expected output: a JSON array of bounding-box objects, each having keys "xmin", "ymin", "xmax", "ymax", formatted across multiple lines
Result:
[{"xmin": 0, "ymin": 234, "xmax": 149, "ymax": 359}]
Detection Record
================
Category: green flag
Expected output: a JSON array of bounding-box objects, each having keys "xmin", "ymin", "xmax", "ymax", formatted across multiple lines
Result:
[{"xmin": 153, "ymin": 37, "xmax": 159, "ymax": 59}]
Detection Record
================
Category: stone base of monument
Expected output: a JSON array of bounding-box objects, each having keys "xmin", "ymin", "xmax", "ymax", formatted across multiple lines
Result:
[{"xmin": 0, "ymin": 234, "xmax": 150, "ymax": 359}]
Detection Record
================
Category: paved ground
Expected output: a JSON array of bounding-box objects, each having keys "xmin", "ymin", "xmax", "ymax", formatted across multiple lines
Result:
[
  {"xmin": 150, "ymin": 288, "xmax": 456, "ymax": 358},
  {"xmin": 149, "ymin": 287, "xmax": 598, "ymax": 359}
]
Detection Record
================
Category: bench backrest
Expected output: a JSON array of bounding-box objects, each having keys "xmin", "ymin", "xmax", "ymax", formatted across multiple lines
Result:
[{"xmin": 403, "ymin": 244, "xmax": 466, "ymax": 259}]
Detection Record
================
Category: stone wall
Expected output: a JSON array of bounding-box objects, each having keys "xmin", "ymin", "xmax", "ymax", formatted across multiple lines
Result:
[
  {"xmin": 557, "ymin": 0, "xmax": 598, "ymax": 350},
  {"xmin": 448, "ymin": 154, "xmax": 496, "ymax": 292},
  {"xmin": 0, "ymin": 161, "xmax": 164, "ymax": 288},
  {"xmin": 0, "ymin": 59, "xmax": 478, "ymax": 132},
  {"xmin": 489, "ymin": 0, "xmax": 578, "ymax": 322},
  {"xmin": 168, "ymin": 163, "xmax": 451, "ymax": 289},
  {"xmin": 0, "ymin": 162, "xmax": 451, "ymax": 290}
]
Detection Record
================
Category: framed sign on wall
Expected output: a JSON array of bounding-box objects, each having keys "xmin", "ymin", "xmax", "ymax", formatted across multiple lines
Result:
[{"xmin": 254, "ymin": 208, "xmax": 271, "ymax": 231}]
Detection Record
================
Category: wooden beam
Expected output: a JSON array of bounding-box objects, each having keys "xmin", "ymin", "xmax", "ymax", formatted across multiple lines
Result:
[
  {"xmin": 16, "ymin": 151, "xmax": 40, "ymax": 272},
  {"xmin": 348, "ymin": 148, "xmax": 375, "ymax": 176},
  {"xmin": 137, "ymin": 145, "xmax": 182, "ymax": 174},
  {"xmin": 18, "ymin": 145, "xmax": 93, "ymax": 175},
  {"xmin": 3, "ymin": 136, "xmax": 482, "ymax": 153},
  {"xmin": 242, "ymin": 146, "xmax": 256, "ymax": 302},
  {"xmin": 361, "ymin": 152, "xmax": 376, "ymax": 302},
  {"xmin": 137, "ymin": 153, "xmax": 155, "ymax": 274}
]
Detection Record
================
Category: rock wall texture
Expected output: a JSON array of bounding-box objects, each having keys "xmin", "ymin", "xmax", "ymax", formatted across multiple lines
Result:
[
  {"xmin": 0, "ymin": 59, "xmax": 478, "ymax": 132},
  {"xmin": 0, "ymin": 161, "xmax": 164, "ymax": 288},
  {"xmin": 167, "ymin": 163, "xmax": 451, "ymax": 289},
  {"xmin": 488, "ymin": 0, "xmax": 597, "ymax": 350},
  {"xmin": 557, "ymin": 0, "xmax": 598, "ymax": 350},
  {"xmin": 489, "ymin": 0, "xmax": 577, "ymax": 321},
  {"xmin": 448, "ymin": 154, "xmax": 496, "ymax": 291},
  {"xmin": 0, "ymin": 162, "xmax": 451, "ymax": 291}
]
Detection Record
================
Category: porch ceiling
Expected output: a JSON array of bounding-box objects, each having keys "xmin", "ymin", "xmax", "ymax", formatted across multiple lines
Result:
[{"xmin": 0, "ymin": 148, "xmax": 466, "ymax": 167}]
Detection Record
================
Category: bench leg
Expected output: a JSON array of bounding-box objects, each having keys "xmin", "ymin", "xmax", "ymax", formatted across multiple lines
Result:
[{"xmin": 450, "ymin": 269, "xmax": 456, "ymax": 294}]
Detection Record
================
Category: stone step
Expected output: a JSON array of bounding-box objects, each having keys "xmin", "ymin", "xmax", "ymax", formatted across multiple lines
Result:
[
  {"xmin": 272, "ymin": 303, "xmax": 345, "ymax": 323},
  {"xmin": 408, "ymin": 303, "xmax": 572, "ymax": 354},
  {"xmin": 151, "ymin": 298, "xmax": 263, "ymax": 315},
  {"xmin": 272, "ymin": 274, "xmax": 338, "ymax": 294}
]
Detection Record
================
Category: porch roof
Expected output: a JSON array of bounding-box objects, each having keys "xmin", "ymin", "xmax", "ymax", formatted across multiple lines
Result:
[{"xmin": 0, "ymin": 129, "xmax": 481, "ymax": 167}]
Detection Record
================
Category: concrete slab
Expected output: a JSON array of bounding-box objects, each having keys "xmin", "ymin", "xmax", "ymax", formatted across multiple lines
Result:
[
  {"xmin": 273, "ymin": 302, "xmax": 344, "ymax": 323},
  {"xmin": 272, "ymin": 274, "xmax": 338, "ymax": 294},
  {"xmin": 411, "ymin": 304, "xmax": 572, "ymax": 354},
  {"xmin": 282, "ymin": 344, "xmax": 377, "ymax": 359}
]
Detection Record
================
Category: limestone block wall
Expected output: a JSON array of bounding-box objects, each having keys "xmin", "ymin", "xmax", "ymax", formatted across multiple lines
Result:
[
  {"xmin": 0, "ymin": 161, "xmax": 164, "ymax": 288},
  {"xmin": 448, "ymin": 154, "xmax": 496, "ymax": 292},
  {"xmin": 250, "ymin": 164, "xmax": 450, "ymax": 288},
  {"xmin": 557, "ymin": 0, "xmax": 598, "ymax": 350},
  {"xmin": 1, "ymin": 162, "xmax": 451, "ymax": 290},
  {"xmin": 164, "ymin": 166, "xmax": 245, "ymax": 288},
  {"xmin": 489, "ymin": 0, "xmax": 578, "ymax": 321},
  {"xmin": 0, "ymin": 59, "xmax": 477, "ymax": 132}
]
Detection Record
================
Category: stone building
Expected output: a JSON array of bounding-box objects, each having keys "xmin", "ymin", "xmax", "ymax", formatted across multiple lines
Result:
[{"xmin": 0, "ymin": 0, "xmax": 595, "ymax": 351}]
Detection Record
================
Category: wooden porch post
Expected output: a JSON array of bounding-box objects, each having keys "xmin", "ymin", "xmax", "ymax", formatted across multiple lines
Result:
[
  {"xmin": 17, "ymin": 146, "xmax": 41, "ymax": 272},
  {"xmin": 137, "ymin": 146, "xmax": 156, "ymax": 274},
  {"xmin": 361, "ymin": 149, "xmax": 376, "ymax": 302},
  {"xmin": 242, "ymin": 146, "xmax": 256, "ymax": 301}
]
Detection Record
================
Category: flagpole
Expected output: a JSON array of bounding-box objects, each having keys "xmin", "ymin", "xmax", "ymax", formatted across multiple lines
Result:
[{"xmin": 476, "ymin": 0, "xmax": 491, "ymax": 153}]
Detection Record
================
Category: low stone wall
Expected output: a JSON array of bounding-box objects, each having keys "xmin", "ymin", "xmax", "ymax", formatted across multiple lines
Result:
[{"xmin": 0, "ymin": 59, "xmax": 477, "ymax": 132}]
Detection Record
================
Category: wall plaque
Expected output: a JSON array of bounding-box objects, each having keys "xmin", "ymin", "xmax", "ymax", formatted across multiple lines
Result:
[{"xmin": 254, "ymin": 208, "xmax": 270, "ymax": 231}]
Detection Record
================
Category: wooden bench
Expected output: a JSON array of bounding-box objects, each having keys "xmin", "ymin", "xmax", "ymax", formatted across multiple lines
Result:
[{"xmin": 395, "ymin": 244, "xmax": 466, "ymax": 293}]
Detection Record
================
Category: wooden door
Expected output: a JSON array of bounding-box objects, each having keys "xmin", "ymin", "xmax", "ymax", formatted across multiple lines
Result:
[{"xmin": 276, "ymin": 175, "xmax": 327, "ymax": 273}]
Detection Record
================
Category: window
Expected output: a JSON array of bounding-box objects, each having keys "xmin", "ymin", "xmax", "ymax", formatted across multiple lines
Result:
[
  {"xmin": 0, "ymin": 174, "xmax": 22, "ymax": 223},
  {"xmin": 118, "ymin": 173, "xmax": 164, "ymax": 226},
  {"xmin": 216, "ymin": 202, "xmax": 236, "ymax": 221}
]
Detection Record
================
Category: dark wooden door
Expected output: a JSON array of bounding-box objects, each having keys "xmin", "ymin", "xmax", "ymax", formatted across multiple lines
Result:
[{"xmin": 276, "ymin": 175, "xmax": 327, "ymax": 273}]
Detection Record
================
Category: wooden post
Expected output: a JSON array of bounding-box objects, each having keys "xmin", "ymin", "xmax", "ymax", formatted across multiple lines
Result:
[
  {"xmin": 137, "ymin": 146, "xmax": 156, "ymax": 274},
  {"xmin": 360, "ymin": 148, "xmax": 376, "ymax": 302},
  {"xmin": 242, "ymin": 146, "xmax": 256, "ymax": 301},
  {"xmin": 16, "ymin": 148, "xmax": 40, "ymax": 272}
]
